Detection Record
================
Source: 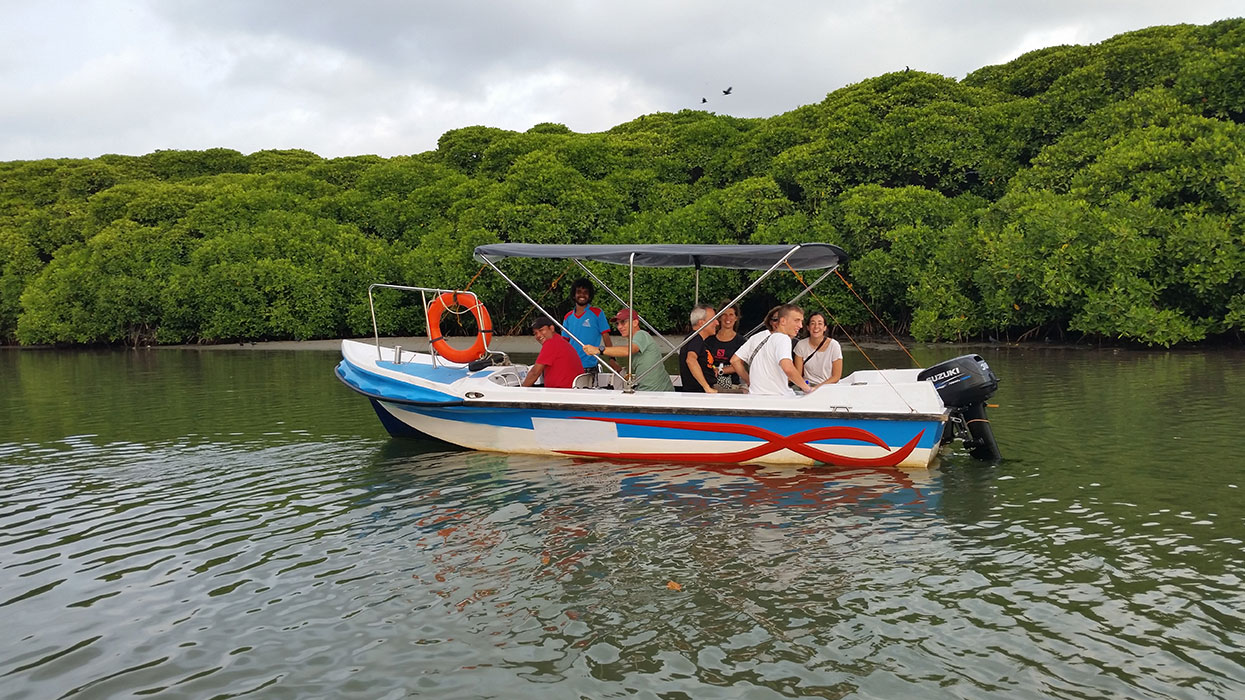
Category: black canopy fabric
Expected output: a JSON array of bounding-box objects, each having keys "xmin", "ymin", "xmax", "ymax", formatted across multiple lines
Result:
[{"xmin": 473, "ymin": 243, "xmax": 847, "ymax": 270}]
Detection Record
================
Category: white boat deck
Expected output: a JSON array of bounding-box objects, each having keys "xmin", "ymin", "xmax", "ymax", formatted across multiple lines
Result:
[{"xmin": 342, "ymin": 339, "xmax": 946, "ymax": 418}]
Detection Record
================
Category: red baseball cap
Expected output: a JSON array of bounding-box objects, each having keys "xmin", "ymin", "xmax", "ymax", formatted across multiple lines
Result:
[{"xmin": 614, "ymin": 308, "xmax": 638, "ymax": 321}]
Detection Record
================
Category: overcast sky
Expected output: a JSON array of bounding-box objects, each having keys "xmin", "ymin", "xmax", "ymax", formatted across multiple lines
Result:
[{"xmin": 3, "ymin": 1, "xmax": 1240, "ymax": 162}]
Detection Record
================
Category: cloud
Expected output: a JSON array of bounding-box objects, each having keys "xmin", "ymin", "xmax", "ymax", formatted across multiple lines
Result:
[{"xmin": 2, "ymin": 0, "xmax": 1241, "ymax": 160}]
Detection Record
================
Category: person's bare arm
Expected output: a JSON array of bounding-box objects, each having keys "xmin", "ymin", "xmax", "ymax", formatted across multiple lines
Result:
[
  {"xmin": 686, "ymin": 351, "xmax": 717, "ymax": 393},
  {"xmin": 521, "ymin": 363, "xmax": 547, "ymax": 387},
  {"xmin": 729, "ymin": 354, "xmax": 750, "ymax": 386},
  {"xmin": 780, "ymin": 358, "xmax": 814, "ymax": 392},
  {"xmin": 600, "ymin": 332, "xmax": 622, "ymax": 370},
  {"xmin": 827, "ymin": 358, "xmax": 842, "ymax": 384},
  {"xmin": 584, "ymin": 344, "xmax": 640, "ymax": 358}
]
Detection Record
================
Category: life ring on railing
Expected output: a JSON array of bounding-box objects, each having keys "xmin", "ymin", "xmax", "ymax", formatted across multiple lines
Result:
[{"xmin": 427, "ymin": 291, "xmax": 493, "ymax": 363}]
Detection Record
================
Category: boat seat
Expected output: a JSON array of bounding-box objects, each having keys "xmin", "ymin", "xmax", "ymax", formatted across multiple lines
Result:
[
  {"xmin": 572, "ymin": 372, "xmax": 621, "ymax": 390},
  {"xmin": 488, "ymin": 368, "xmax": 522, "ymax": 387}
]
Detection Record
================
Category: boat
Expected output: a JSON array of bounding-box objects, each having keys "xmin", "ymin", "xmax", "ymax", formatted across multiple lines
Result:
[{"xmin": 335, "ymin": 243, "xmax": 1001, "ymax": 469}]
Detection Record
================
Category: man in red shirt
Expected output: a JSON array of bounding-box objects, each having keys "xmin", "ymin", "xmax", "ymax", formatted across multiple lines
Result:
[{"xmin": 522, "ymin": 317, "xmax": 582, "ymax": 388}]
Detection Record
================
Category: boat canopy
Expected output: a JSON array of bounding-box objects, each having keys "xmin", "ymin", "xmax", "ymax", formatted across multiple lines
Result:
[{"xmin": 473, "ymin": 243, "xmax": 847, "ymax": 271}]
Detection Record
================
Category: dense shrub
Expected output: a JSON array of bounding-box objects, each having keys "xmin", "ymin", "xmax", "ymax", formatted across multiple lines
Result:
[{"xmin": 2, "ymin": 20, "xmax": 1242, "ymax": 347}]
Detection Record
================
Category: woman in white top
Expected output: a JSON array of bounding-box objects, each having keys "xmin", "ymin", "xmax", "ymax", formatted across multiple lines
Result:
[
  {"xmin": 729, "ymin": 304, "xmax": 816, "ymax": 396},
  {"xmin": 793, "ymin": 312, "xmax": 843, "ymax": 386}
]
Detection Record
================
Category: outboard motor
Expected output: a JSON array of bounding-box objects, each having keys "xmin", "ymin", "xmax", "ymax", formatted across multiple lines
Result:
[{"xmin": 918, "ymin": 354, "xmax": 1001, "ymax": 461}]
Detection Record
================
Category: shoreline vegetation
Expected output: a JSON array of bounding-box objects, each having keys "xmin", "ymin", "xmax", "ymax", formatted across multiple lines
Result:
[
  {"xmin": 2, "ymin": 20, "xmax": 1243, "ymax": 350},
  {"xmin": 9, "ymin": 334, "xmax": 1233, "ymax": 356}
]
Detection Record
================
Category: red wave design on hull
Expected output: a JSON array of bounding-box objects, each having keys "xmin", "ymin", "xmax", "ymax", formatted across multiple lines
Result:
[{"xmin": 556, "ymin": 416, "xmax": 925, "ymax": 467}]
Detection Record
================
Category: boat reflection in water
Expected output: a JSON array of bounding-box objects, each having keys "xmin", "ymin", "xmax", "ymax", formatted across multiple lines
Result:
[
  {"xmin": 346, "ymin": 450, "xmax": 960, "ymax": 690},
  {"xmin": 360, "ymin": 448, "xmax": 942, "ymax": 527},
  {"xmin": 358, "ymin": 448, "xmax": 947, "ymax": 591},
  {"xmin": 610, "ymin": 462, "xmax": 940, "ymax": 515}
]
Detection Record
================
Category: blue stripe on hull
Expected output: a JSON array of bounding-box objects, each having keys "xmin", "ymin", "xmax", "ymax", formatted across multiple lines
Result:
[
  {"xmin": 336, "ymin": 361, "xmax": 460, "ymax": 403},
  {"xmin": 370, "ymin": 399, "xmax": 448, "ymax": 440}
]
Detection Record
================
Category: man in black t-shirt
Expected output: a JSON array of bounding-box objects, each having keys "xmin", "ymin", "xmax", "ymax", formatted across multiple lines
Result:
[{"xmin": 679, "ymin": 304, "xmax": 720, "ymax": 393}]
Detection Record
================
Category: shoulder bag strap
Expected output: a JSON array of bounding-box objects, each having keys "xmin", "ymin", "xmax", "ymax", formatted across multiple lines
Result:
[
  {"xmin": 803, "ymin": 336, "xmax": 827, "ymax": 362},
  {"xmin": 747, "ymin": 332, "xmax": 775, "ymax": 365}
]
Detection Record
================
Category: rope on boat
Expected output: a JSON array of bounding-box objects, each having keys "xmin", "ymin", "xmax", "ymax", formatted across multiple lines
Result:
[
  {"xmin": 504, "ymin": 264, "xmax": 574, "ymax": 336},
  {"xmin": 819, "ymin": 308, "xmax": 878, "ymax": 371},
  {"xmin": 784, "ymin": 263, "xmax": 882, "ymax": 370},
  {"xmin": 432, "ymin": 265, "xmax": 491, "ymax": 336},
  {"xmin": 834, "ymin": 269, "xmax": 919, "ymax": 368},
  {"xmin": 784, "ymin": 262, "xmax": 921, "ymax": 413},
  {"xmin": 463, "ymin": 265, "xmax": 486, "ymax": 293}
]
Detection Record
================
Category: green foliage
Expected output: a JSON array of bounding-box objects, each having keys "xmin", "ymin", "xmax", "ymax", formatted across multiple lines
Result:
[
  {"xmin": 964, "ymin": 44, "xmax": 1095, "ymax": 97},
  {"xmin": 59, "ymin": 162, "xmax": 121, "ymax": 198},
  {"xmin": 15, "ymin": 206, "xmax": 90, "ymax": 258},
  {"xmin": 436, "ymin": 126, "xmax": 514, "ymax": 175},
  {"xmin": 1173, "ymin": 45, "xmax": 1245, "ymax": 122},
  {"xmin": 0, "ymin": 228, "xmax": 41, "ymax": 341},
  {"xmin": 138, "ymin": 148, "xmax": 250, "ymax": 180},
  {"xmin": 836, "ymin": 185, "xmax": 983, "ymax": 318},
  {"xmin": 556, "ymin": 134, "xmax": 624, "ymax": 180},
  {"xmin": 247, "ymin": 149, "xmax": 323, "ymax": 173},
  {"xmin": 354, "ymin": 157, "xmax": 457, "ymax": 198},
  {"xmin": 718, "ymin": 123, "xmax": 808, "ymax": 183},
  {"xmin": 2, "ymin": 19, "xmax": 1243, "ymax": 347},
  {"xmin": 0, "ymin": 159, "xmax": 76, "ymax": 210},
  {"xmin": 90, "ymin": 182, "xmax": 213, "ymax": 229},
  {"xmin": 17, "ymin": 222, "xmax": 190, "ymax": 345},
  {"xmin": 303, "ymin": 155, "xmax": 386, "ymax": 187},
  {"xmin": 171, "ymin": 212, "xmax": 393, "ymax": 342},
  {"xmin": 771, "ymin": 72, "xmax": 1008, "ymax": 211}
]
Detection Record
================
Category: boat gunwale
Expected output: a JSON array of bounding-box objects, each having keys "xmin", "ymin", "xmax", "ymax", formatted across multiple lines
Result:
[
  {"xmin": 334, "ymin": 363, "xmax": 466, "ymax": 408},
  {"xmin": 338, "ymin": 347, "xmax": 947, "ymax": 422},
  {"xmin": 436, "ymin": 398, "xmax": 948, "ymax": 423}
]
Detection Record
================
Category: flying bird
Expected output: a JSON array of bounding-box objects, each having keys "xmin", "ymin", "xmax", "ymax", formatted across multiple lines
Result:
[
  {"xmin": 722, "ymin": 86, "xmax": 733, "ymax": 95},
  {"xmin": 701, "ymin": 97, "xmax": 708, "ymax": 103}
]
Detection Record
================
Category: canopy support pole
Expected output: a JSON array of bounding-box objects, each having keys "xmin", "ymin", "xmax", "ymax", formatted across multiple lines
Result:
[
  {"xmin": 740, "ymin": 265, "xmax": 840, "ymax": 337},
  {"xmin": 483, "ymin": 256, "xmax": 628, "ymax": 387},
  {"xmin": 642, "ymin": 245, "xmax": 807, "ymax": 384},
  {"xmin": 694, "ymin": 263, "xmax": 700, "ymax": 306},
  {"xmin": 625, "ymin": 252, "xmax": 636, "ymax": 392},
  {"xmin": 572, "ymin": 259, "xmax": 678, "ymax": 352}
]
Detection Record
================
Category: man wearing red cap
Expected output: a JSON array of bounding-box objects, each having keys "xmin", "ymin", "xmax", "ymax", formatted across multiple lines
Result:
[{"xmin": 583, "ymin": 309, "xmax": 674, "ymax": 392}]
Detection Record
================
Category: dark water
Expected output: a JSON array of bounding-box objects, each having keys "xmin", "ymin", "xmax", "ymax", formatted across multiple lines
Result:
[{"xmin": 1, "ymin": 345, "xmax": 1242, "ymax": 699}]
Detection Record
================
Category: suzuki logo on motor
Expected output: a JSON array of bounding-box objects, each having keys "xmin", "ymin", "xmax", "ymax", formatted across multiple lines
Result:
[{"xmin": 929, "ymin": 366, "xmax": 961, "ymax": 383}]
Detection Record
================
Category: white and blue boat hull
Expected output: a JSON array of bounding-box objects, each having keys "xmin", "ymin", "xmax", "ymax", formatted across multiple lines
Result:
[{"xmin": 337, "ymin": 340, "xmax": 949, "ymax": 469}]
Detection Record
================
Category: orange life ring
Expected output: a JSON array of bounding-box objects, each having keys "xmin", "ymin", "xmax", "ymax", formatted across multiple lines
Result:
[{"xmin": 427, "ymin": 291, "xmax": 493, "ymax": 364}]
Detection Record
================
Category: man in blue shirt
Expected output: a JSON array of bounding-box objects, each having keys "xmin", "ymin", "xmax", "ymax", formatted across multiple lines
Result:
[{"xmin": 562, "ymin": 278, "xmax": 619, "ymax": 374}]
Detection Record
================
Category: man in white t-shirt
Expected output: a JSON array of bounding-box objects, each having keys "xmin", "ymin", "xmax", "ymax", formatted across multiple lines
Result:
[{"xmin": 729, "ymin": 304, "xmax": 816, "ymax": 396}]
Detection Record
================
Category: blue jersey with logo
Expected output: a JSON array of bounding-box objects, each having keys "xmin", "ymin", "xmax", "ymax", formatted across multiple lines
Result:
[{"xmin": 562, "ymin": 306, "xmax": 611, "ymax": 370}]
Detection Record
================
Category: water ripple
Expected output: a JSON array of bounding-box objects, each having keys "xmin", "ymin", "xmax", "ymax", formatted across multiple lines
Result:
[{"xmin": 2, "ymin": 348, "xmax": 1245, "ymax": 698}]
